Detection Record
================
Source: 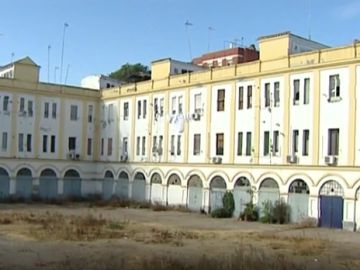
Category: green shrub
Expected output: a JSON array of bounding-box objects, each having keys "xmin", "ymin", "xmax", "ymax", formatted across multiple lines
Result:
[
  {"xmin": 211, "ymin": 207, "xmax": 232, "ymax": 218},
  {"xmin": 222, "ymin": 191, "xmax": 235, "ymax": 215},
  {"xmin": 260, "ymin": 199, "xmax": 291, "ymax": 224},
  {"xmin": 273, "ymin": 199, "xmax": 290, "ymax": 224},
  {"xmin": 240, "ymin": 202, "xmax": 259, "ymax": 221}
]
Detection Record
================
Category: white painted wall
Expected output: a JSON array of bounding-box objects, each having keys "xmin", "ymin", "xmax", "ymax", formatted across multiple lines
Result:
[
  {"xmin": 289, "ymin": 73, "xmax": 314, "ymax": 165},
  {"xmin": 188, "ymin": 87, "xmax": 207, "ymax": 163},
  {"xmin": 234, "ymin": 81, "xmax": 255, "ymax": 164},
  {"xmin": 0, "ymin": 92, "xmax": 13, "ymax": 157},
  {"xmin": 259, "ymin": 76, "xmax": 284, "ymax": 165},
  {"xmin": 319, "ymin": 67, "xmax": 349, "ymax": 166},
  {"xmin": 38, "ymin": 97, "xmax": 60, "ymax": 159},
  {"xmin": 210, "ymin": 84, "xmax": 232, "ymax": 164}
]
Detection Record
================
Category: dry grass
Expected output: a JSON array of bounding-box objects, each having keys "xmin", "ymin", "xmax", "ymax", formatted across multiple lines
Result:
[{"xmin": 0, "ymin": 212, "xmax": 127, "ymax": 241}]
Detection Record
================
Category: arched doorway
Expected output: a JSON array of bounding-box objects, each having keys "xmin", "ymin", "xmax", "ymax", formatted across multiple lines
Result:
[
  {"xmin": 63, "ymin": 169, "xmax": 81, "ymax": 199},
  {"xmin": 167, "ymin": 174, "xmax": 182, "ymax": 206},
  {"xmin": 0, "ymin": 167, "xmax": 10, "ymax": 199},
  {"xmin": 319, "ymin": 180, "xmax": 344, "ymax": 229},
  {"xmin": 210, "ymin": 176, "xmax": 227, "ymax": 213},
  {"xmin": 116, "ymin": 171, "xmax": 129, "ymax": 199},
  {"xmin": 102, "ymin": 170, "xmax": 114, "ymax": 200},
  {"xmin": 39, "ymin": 169, "xmax": 58, "ymax": 200},
  {"xmin": 16, "ymin": 168, "xmax": 33, "ymax": 199},
  {"xmin": 150, "ymin": 173, "xmax": 162, "ymax": 203},
  {"xmin": 258, "ymin": 178, "xmax": 280, "ymax": 217},
  {"xmin": 132, "ymin": 172, "xmax": 146, "ymax": 202},
  {"xmin": 233, "ymin": 177, "xmax": 251, "ymax": 218},
  {"xmin": 187, "ymin": 175, "xmax": 203, "ymax": 212},
  {"xmin": 288, "ymin": 179, "xmax": 309, "ymax": 223}
]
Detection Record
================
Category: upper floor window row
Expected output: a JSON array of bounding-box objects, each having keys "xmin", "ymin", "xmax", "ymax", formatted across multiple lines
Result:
[
  {"xmin": 293, "ymin": 78, "xmax": 310, "ymax": 105},
  {"xmin": 44, "ymin": 102, "xmax": 57, "ymax": 119},
  {"xmin": 137, "ymin": 99, "xmax": 147, "ymax": 119},
  {"xmin": 264, "ymin": 82, "xmax": 280, "ymax": 108},
  {"xmin": 238, "ymin": 85, "xmax": 253, "ymax": 110},
  {"xmin": 19, "ymin": 97, "xmax": 33, "ymax": 117}
]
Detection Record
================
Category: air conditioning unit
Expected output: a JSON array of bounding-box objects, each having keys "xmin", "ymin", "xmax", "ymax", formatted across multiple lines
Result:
[
  {"xmin": 286, "ymin": 155, "xmax": 298, "ymax": 164},
  {"xmin": 325, "ymin": 155, "xmax": 337, "ymax": 165},
  {"xmin": 120, "ymin": 154, "xmax": 128, "ymax": 162},
  {"xmin": 67, "ymin": 151, "xmax": 76, "ymax": 160},
  {"xmin": 212, "ymin": 157, "xmax": 222, "ymax": 164},
  {"xmin": 192, "ymin": 113, "xmax": 201, "ymax": 121},
  {"xmin": 18, "ymin": 111, "xmax": 27, "ymax": 116}
]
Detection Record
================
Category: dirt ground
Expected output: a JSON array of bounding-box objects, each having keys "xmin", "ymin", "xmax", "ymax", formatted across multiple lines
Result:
[{"xmin": 0, "ymin": 203, "xmax": 359, "ymax": 270}]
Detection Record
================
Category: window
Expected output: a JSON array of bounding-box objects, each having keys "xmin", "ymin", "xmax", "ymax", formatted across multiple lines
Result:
[
  {"xmin": 68, "ymin": 137, "xmax": 76, "ymax": 151},
  {"xmin": 123, "ymin": 102, "xmax": 129, "ymax": 120},
  {"xmin": 274, "ymin": 82, "xmax": 280, "ymax": 107},
  {"xmin": 154, "ymin": 98, "xmax": 158, "ymax": 118},
  {"xmin": 246, "ymin": 132, "xmax": 252, "ymax": 156},
  {"xmin": 142, "ymin": 136, "xmax": 146, "ymax": 155},
  {"xmin": 2, "ymin": 132, "xmax": 7, "ymax": 151},
  {"xmin": 87, "ymin": 139, "xmax": 92, "ymax": 156},
  {"xmin": 3, "ymin": 96, "xmax": 9, "ymax": 111},
  {"xmin": 159, "ymin": 136, "xmax": 163, "ymax": 152},
  {"xmin": 273, "ymin": 131, "xmax": 279, "ymax": 154},
  {"xmin": 247, "ymin": 86, "xmax": 252, "ymax": 109},
  {"xmin": 292, "ymin": 130, "xmax": 299, "ymax": 153},
  {"xmin": 328, "ymin": 128, "xmax": 339, "ymax": 155},
  {"xmin": 52, "ymin": 103, "xmax": 57, "ymax": 119},
  {"xmin": 217, "ymin": 89, "xmax": 225, "ymax": 111},
  {"xmin": 193, "ymin": 134, "xmax": 201, "ymax": 155},
  {"xmin": 170, "ymin": 135, "xmax": 175, "ymax": 155},
  {"xmin": 108, "ymin": 104, "xmax": 114, "ymax": 122},
  {"xmin": 238, "ymin": 87, "xmax": 244, "ymax": 110},
  {"xmin": 143, "ymin": 100, "xmax": 147, "ymax": 118},
  {"xmin": 137, "ymin": 100, "xmax": 141, "ymax": 119},
  {"xmin": 18, "ymin": 133, "xmax": 24, "ymax": 152},
  {"xmin": 88, "ymin": 105, "xmax": 93, "ymax": 123},
  {"xmin": 178, "ymin": 96, "xmax": 183, "ymax": 114},
  {"xmin": 302, "ymin": 130, "xmax": 309, "ymax": 156},
  {"xmin": 136, "ymin": 137, "xmax": 140, "ymax": 156},
  {"xmin": 216, "ymin": 133, "xmax": 224, "ymax": 155},
  {"xmin": 123, "ymin": 137, "xmax": 128, "ymax": 154},
  {"xmin": 293, "ymin": 79, "xmax": 300, "ymax": 105},
  {"xmin": 51, "ymin": 135, "xmax": 56, "ymax": 153},
  {"xmin": 100, "ymin": 138, "xmax": 104, "ymax": 155},
  {"xmin": 304, "ymin": 78, "xmax": 310, "ymax": 105},
  {"xmin": 160, "ymin": 98, "xmax": 164, "ymax": 116},
  {"xmin": 152, "ymin": 136, "xmax": 157, "ymax": 150},
  {"xmin": 264, "ymin": 83, "xmax": 270, "ymax": 107},
  {"xmin": 43, "ymin": 135, "xmax": 48, "ymax": 153},
  {"xmin": 44, "ymin": 102, "xmax": 49, "ymax": 118},
  {"xmin": 70, "ymin": 105, "xmax": 78, "ymax": 121},
  {"xmin": 194, "ymin": 94, "xmax": 202, "ymax": 113},
  {"xmin": 108, "ymin": 138, "xmax": 113, "ymax": 156},
  {"xmin": 263, "ymin": 131, "xmax": 270, "ymax": 156},
  {"xmin": 237, "ymin": 132, "xmax": 243, "ymax": 156},
  {"xmin": 177, "ymin": 135, "xmax": 181, "ymax": 155},
  {"xmin": 19, "ymin": 97, "xmax": 25, "ymax": 112},
  {"xmin": 171, "ymin": 97, "xmax": 176, "ymax": 114},
  {"xmin": 28, "ymin": 100, "xmax": 33, "ymax": 117},
  {"xmin": 26, "ymin": 134, "xmax": 32, "ymax": 152},
  {"xmin": 329, "ymin": 74, "xmax": 340, "ymax": 100}
]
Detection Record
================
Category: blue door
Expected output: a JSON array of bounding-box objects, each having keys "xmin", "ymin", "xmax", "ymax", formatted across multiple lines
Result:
[{"xmin": 320, "ymin": 196, "xmax": 343, "ymax": 229}]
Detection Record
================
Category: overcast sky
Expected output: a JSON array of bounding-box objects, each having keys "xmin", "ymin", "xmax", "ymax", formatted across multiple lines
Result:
[{"xmin": 1, "ymin": 0, "xmax": 360, "ymax": 86}]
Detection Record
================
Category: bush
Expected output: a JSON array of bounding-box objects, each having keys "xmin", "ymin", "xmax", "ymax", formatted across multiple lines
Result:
[
  {"xmin": 211, "ymin": 207, "xmax": 232, "ymax": 218},
  {"xmin": 240, "ymin": 202, "xmax": 259, "ymax": 221},
  {"xmin": 222, "ymin": 191, "xmax": 235, "ymax": 215},
  {"xmin": 260, "ymin": 199, "xmax": 291, "ymax": 224}
]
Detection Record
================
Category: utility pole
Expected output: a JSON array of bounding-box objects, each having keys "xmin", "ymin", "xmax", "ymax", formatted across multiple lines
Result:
[{"xmin": 60, "ymin": 22, "xmax": 69, "ymax": 84}]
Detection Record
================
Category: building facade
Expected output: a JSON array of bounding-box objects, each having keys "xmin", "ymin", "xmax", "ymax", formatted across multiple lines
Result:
[{"xmin": 1, "ymin": 32, "xmax": 360, "ymax": 230}]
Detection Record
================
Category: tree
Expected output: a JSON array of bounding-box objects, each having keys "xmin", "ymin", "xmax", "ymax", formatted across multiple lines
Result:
[{"xmin": 109, "ymin": 63, "xmax": 150, "ymax": 83}]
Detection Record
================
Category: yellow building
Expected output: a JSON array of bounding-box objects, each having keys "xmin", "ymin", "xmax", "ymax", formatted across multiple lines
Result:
[{"xmin": 1, "ymin": 32, "xmax": 360, "ymax": 230}]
